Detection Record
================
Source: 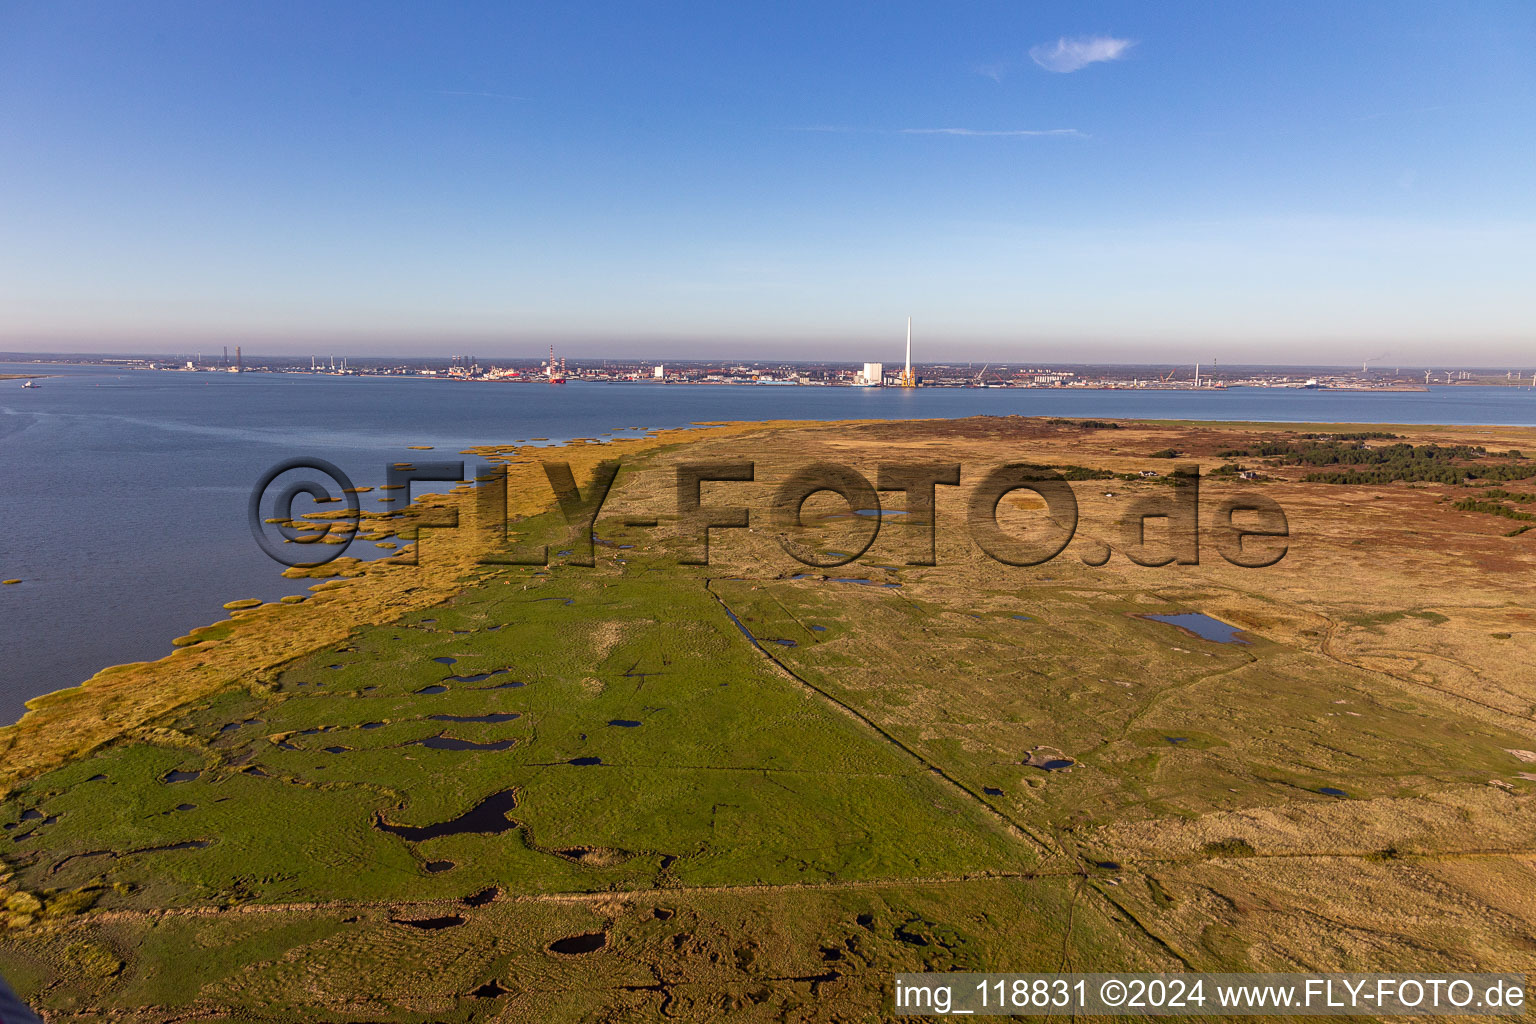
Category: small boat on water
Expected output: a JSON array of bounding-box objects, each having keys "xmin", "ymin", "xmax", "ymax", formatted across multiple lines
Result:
[{"xmin": 21, "ymin": 380, "xmax": 37, "ymax": 388}]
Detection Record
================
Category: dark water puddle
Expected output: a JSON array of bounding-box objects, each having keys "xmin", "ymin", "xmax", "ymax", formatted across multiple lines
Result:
[
  {"xmin": 173, "ymin": 803, "xmax": 196, "ymax": 812},
  {"xmin": 415, "ymin": 684, "xmax": 448, "ymax": 695},
  {"xmin": 20, "ymin": 809, "xmax": 42, "ymax": 821},
  {"xmin": 463, "ymin": 887, "xmax": 498, "ymax": 907},
  {"xmin": 446, "ymin": 669, "xmax": 509, "ymax": 684},
  {"xmin": 478, "ymin": 680, "xmax": 526, "ymax": 690},
  {"xmin": 162, "ymin": 770, "xmax": 201, "ymax": 784},
  {"xmin": 327, "ymin": 664, "xmax": 343, "ymax": 670},
  {"xmin": 1140, "ymin": 613, "xmax": 1251, "ymax": 645},
  {"xmin": 86, "ymin": 774, "xmax": 107, "ymax": 782},
  {"xmin": 473, "ymin": 980, "xmax": 510, "ymax": 998},
  {"xmin": 608, "ymin": 719, "xmax": 641, "ymax": 728},
  {"xmin": 533, "ymin": 596, "xmax": 575, "ymax": 606},
  {"xmin": 1164, "ymin": 736, "xmax": 1190, "ymax": 745},
  {"xmin": 424, "ymin": 860, "xmax": 454, "ymax": 872},
  {"xmin": 433, "ymin": 656, "xmax": 458, "ymax": 665},
  {"xmin": 568, "ymin": 756, "xmax": 602, "ymax": 766},
  {"xmin": 810, "ymin": 625, "xmax": 826, "ymax": 632},
  {"xmin": 549, "ymin": 932, "xmax": 607, "ymax": 955},
  {"xmin": 619, "ymin": 544, "xmax": 635, "ymax": 549},
  {"xmin": 1011, "ymin": 615, "xmax": 1032, "ymax": 621},
  {"xmin": 556, "ymin": 550, "xmax": 573, "ymax": 557},
  {"xmin": 854, "ymin": 509, "xmax": 907, "ymax": 517},
  {"xmin": 244, "ymin": 766, "xmax": 270, "ymax": 777},
  {"xmin": 323, "ymin": 746, "xmax": 349, "ymax": 754},
  {"xmin": 413, "ymin": 735, "xmax": 517, "ymax": 752},
  {"xmin": 362, "ymin": 721, "xmax": 385, "ymax": 729},
  {"xmin": 429, "ymin": 712, "xmax": 520, "ymax": 724},
  {"xmin": 1023, "ymin": 751, "xmax": 1075, "ymax": 771},
  {"xmin": 720, "ymin": 604, "xmax": 770, "ymax": 654},
  {"xmin": 829, "ymin": 578, "xmax": 901, "ymax": 587},
  {"xmin": 984, "ymin": 787, "xmax": 1003, "ymax": 796},
  {"xmin": 375, "ymin": 790, "xmax": 519, "ymax": 841},
  {"xmin": 396, "ymin": 914, "xmax": 464, "ymax": 930},
  {"xmin": 768, "ymin": 638, "xmax": 797, "ymax": 647},
  {"xmin": 1317, "ymin": 786, "xmax": 1348, "ymax": 797}
]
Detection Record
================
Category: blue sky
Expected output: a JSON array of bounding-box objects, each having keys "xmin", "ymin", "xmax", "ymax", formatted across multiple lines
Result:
[{"xmin": 2, "ymin": 1, "xmax": 1533, "ymax": 363}]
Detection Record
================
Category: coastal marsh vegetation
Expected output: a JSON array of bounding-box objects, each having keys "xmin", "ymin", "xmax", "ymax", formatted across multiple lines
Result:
[{"xmin": 3, "ymin": 417, "xmax": 1535, "ymax": 1020}]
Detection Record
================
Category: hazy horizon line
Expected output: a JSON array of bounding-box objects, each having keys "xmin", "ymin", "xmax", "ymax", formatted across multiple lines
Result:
[{"xmin": 3, "ymin": 350, "xmax": 1530, "ymax": 373}]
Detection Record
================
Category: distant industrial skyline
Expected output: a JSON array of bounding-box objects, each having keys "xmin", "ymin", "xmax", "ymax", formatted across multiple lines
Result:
[{"xmin": 2, "ymin": 2, "xmax": 1533, "ymax": 362}]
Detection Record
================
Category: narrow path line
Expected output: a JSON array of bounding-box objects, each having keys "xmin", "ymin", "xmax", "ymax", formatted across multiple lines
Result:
[
  {"xmin": 704, "ymin": 578, "xmax": 1057, "ymax": 858},
  {"xmin": 84, "ymin": 869, "xmax": 1080, "ymax": 923}
]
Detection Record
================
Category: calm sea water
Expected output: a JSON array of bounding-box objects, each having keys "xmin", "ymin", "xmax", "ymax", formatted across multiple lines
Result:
[{"xmin": 3, "ymin": 361, "xmax": 1534, "ymax": 721}]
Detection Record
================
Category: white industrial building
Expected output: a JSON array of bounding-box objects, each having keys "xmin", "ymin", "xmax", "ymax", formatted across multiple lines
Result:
[{"xmin": 855, "ymin": 361, "xmax": 884, "ymax": 386}]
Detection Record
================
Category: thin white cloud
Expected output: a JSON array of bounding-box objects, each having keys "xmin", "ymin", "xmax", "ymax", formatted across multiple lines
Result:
[
  {"xmin": 784, "ymin": 126, "xmax": 1082, "ymax": 138},
  {"xmin": 900, "ymin": 128, "xmax": 1082, "ymax": 137},
  {"xmin": 973, "ymin": 61, "xmax": 1010, "ymax": 83},
  {"xmin": 1029, "ymin": 35, "xmax": 1134, "ymax": 73}
]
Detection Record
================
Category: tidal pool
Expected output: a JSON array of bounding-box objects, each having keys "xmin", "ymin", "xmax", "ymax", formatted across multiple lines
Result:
[
  {"xmin": 375, "ymin": 790, "xmax": 518, "ymax": 841},
  {"xmin": 413, "ymin": 735, "xmax": 517, "ymax": 751},
  {"xmin": 1141, "ymin": 613, "xmax": 1251, "ymax": 644},
  {"xmin": 549, "ymin": 932, "xmax": 607, "ymax": 955}
]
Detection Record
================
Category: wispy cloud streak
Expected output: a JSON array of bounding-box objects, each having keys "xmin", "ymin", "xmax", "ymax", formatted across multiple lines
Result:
[
  {"xmin": 1029, "ymin": 35, "xmax": 1133, "ymax": 73},
  {"xmin": 900, "ymin": 127, "xmax": 1082, "ymax": 137},
  {"xmin": 786, "ymin": 126, "xmax": 1083, "ymax": 138}
]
